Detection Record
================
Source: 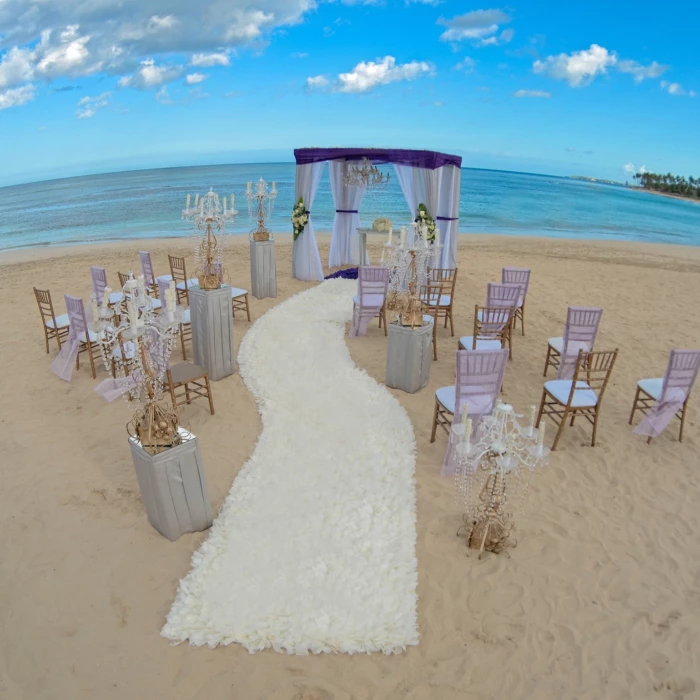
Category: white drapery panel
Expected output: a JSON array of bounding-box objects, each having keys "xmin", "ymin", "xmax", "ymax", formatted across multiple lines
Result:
[
  {"xmin": 437, "ymin": 165, "xmax": 461, "ymax": 269},
  {"xmin": 292, "ymin": 162, "xmax": 326, "ymax": 282},
  {"xmin": 329, "ymin": 160, "xmax": 367, "ymax": 268}
]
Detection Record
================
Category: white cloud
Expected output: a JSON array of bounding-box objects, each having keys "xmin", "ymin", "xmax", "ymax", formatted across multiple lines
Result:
[
  {"xmin": 454, "ymin": 57, "xmax": 476, "ymax": 73},
  {"xmin": 334, "ymin": 56, "xmax": 434, "ymax": 93},
  {"xmin": 617, "ymin": 59, "xmax": 668, "ymax": 83},
  {"xmin": 0, "ymin": 0, "xmax": 316, "ymax": 106},
  {"xmin": 185, "ymin": 72, "xmax": 206, "ymax": 84},
  {"xmin": 660, "ymin": 80, "xmax": 696, "ymax": 97},
  {"xmin": 533, "ymin": 44, "xmax": 617, "ymax": 87},
  {"xmin": 0, "ymin": 84, "xmax": 36, "ymax": 109},
  {"xmin": 438, "ymin": 9, "xmax": 511, "ymax": 44},
  {"xmin": 623, "ymin": 162, "xmax": 636, "ymax": 174},
  {"xmin": 513, "ymin": 89, "xmax": 551, "ymax": 98},
  {"xmin": 291, "ymin": 52, "xmax": 308, "ymax": 58},
  {"xmin": 75, "ymin": 91, "xmax": 110, "ymax": 118},
  {"xmin": 118, "ymin": 58, "xmax": 182, "ymax": 89},
  {"xmin": 155, "ymin": 85, "xmax": 172, "ymax": 104},
  {"xmin": 190, "ymin": 52, "xmax": 231, "ymax": 67},
  {"xmin": 306, "ymin": 75, "xmax": 329, "ymax": 89}
]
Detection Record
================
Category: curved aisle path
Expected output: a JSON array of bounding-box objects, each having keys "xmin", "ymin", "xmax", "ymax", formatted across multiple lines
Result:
[{"xmin": 162, "ymin": 279, "xmax": 418, "ymax": 654}]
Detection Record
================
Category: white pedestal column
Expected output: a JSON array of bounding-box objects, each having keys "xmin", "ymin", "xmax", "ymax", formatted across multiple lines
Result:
[
  {"xmin": 385, "ymin": 319, "xmax": 433, "ymax": 393},
  {"xmin": 129, "ymin": 428, "xmax": 213, "ymax": 542},
  {"xmin": 250, "ymin": 240, "xmax": 277, "ymax": 299},
  {"xmin": 189, "ymin": 285, "xmax": 235, "ymax": 381}
]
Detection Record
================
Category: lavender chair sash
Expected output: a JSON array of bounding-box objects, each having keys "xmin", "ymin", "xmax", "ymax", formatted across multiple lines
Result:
[
  {"xmin": 634, "ymin": 349, "xmax": 700, "ymax": 438},
  {"xmin": 351, "ymin": 266, "xmax": 389, "ymax": 337},
  {"xmin": 51, "ymin": 295, "xmax": 91, "ymax": 382},
  {"xmin": 486, "ymin": 282, "xmax": 520, "ymax": 311},
  {"xmin": 442, "ymin": 348, "xmax": 509, "ymax": 477},
  {"xmin": 501, "ymin": 268, "xmax": 531, "ymax": 304},
  {"xmin": 558, "ymin": 307, "xmax": 603, "ymax": 380},
  {"xmin": 139, "ymin": 251, "xmax": 155, "ymax": 286},
  {"xmin": 91, "ymin": 266, "xmax": 109, "ymax": 304}
]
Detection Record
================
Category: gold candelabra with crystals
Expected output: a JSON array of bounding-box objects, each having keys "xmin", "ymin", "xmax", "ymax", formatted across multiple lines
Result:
[
  {"xmin": 245, "ymin": 177, "xmax": 277, "ymax": 242},
  {"xmin": 182, "ymin": 188, "xmax": 238, "ymax": 290},
  {"xmin": 454, "ymin": 402, "xmax": 549, "ymax": 558}
]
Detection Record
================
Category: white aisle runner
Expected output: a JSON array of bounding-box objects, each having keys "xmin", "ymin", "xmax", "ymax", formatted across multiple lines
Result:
[{"xmin": 162, "ymin": 279, "xmax": 419, "ymax": 654}]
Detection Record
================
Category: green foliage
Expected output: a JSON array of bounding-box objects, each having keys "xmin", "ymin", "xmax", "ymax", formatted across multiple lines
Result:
[{"xmin": 633, "ymin": 171, "xmax": 700, "ymax": 198}]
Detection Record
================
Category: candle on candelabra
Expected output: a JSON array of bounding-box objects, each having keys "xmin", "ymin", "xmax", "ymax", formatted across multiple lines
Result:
[
  {"xmin": 91, "ymin": 298, "xmax": 99, "ymax": 323},
  {"xmin": 538, "ymin": 423, "xmax": 546, "ymax": 453},
  {"xmin": 400, "ymin": 227, "xmax": 406, "ymax": 248},
  {"xmin": 137, "ymin": 275, "xmax": 145, "ymax": 300},
  {"xmin": 435, "ymin": 227, "xmax": 440, "ymax": 247},
  {"xmin": 223, "ymin": 197, "xmax": 227, "ymax": 214},
  {"xmin": 461, "ymin": 403, "xmax": 469, "ymax": 424},
  {"xmin": 387, "ymin": 226, "xmax": 393, "ymax": 246},
  {"xmin": 102, "ymin": 286, "xmax": 111, "ymax": 308},
  {"xmin": 271, "ymin": 181, "xmax": 276, "ymax": 193},
  {"xmin": 465, "ymin": 418, "xmax": 472, "ymax": 451},
  {"xmin": 186, "ymin": 194, "xmax": 191, "ymax": 210},
  {"xmin": 231, "ymin": 193, "xmax": 235, "ymax": 210},
  {"xmin": 529, "ymin": 405, "xmax": 536, "ymax": 434},
  {"xmin": 247, "ymin": 181, "xmax": 252, "ymax": 193},
  {"xmin": 380, "ymin": 248, "xmax": 385, "ymax": 264},
  {"xmin": 194, "ymin": 194, "xmax": 199, "ymax": 206},
  {"xmin": 200, "ymin": 198, "xmax": 204, "ymax": 214}
]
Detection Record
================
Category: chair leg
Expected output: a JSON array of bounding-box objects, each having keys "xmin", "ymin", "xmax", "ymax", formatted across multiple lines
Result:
[
  {"xmin": 169, "ymin": 380, "xmax": 177, "ymax": 409},
  {"xmin": 570, "ymin": 413, "xmax": 576, "ymax": 426},
  {"xmin": 535, "ymin": 389, "xmax": 546, "ymax": 428},
  {"xmin": 448, "ymin": 308, "xmax": 454, "ymax": 337},
  {"xmin": 629, "ymin": 388, "xmax": 641, "ymax": 424},
  {"xmin": 245, "ymin": 294, "xmax": 251, "ymax": 322},
  {"xmin": 185, "ymin": 383, "xmax": 191, "ymax": 405},
  {"xmin": 87, "ymin": 343, "xmax": 97, "ymax": 379},
  {"xmin": 44, "ymin": 329, "xmax": 50, "ymax": 354},
  {"xmin": 543, "ymin": 345, "xmax": 553, "ymax": 377},
  {"xmin": 432, "ymin": 320, "xmax": 437, "ymax": 361},
  {"xmin": 551, "ymin": 409, "xmax": 568, "ymax": 451},
  {"xmin": 591, "ymin": 410, "xmax": 600, "ymax": 446},
  {"xmin": 520, "ymin": 302, "xmax": 526, "ymax": 336},
  {"xmin": 430, "ymin": 399, "xmax": 439, "ymax": 443},
  {"xmin": 679, "ymin": 402, "xmax": 687, "ymax": 442},
  {"xmin": 383, "ymin": 308, "xmax": 387, "ymax": 337},
  {"xmin": 206, "ymin": 376, "xmax": 215, "ymax": 415},
  {"xmin": 180, "ymin": 325, "xmax": 187, "ymax": 360}
]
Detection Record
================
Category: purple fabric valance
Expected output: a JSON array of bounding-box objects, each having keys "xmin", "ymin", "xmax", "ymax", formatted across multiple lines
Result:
[{"xmin": 294, "ymin": 147, "xmax": 462, "ymax": 170}]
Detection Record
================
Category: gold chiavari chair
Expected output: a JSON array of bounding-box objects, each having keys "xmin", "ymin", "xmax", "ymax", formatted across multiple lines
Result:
[
  {"xmin": 230, "ymin": 287, "xmax": 252, "ymax": 322},
  {"xmin": 168, "ymin": 255, "xmax": 198, "ymax": 305},
  {"xmin": 167, "ymin": 363, "xmax": 215, "ymax": 414},
  {"xmin": 536, "ymin": 348, "xmax": 619, "ymax": 451},
  {"xmin": 426, "ymin": 267, "xmax": 458, "ymax": 336},
  {"xmin": 420, "ymin": 283, "xmax": 441, "ymax": 360},
  {"xmin": 34, "ymin": 287, "xmax": 70, "ymax": 353},
  {"xmin": 459, "ymin": 304, "xmax": 513, "ymax": 358}
]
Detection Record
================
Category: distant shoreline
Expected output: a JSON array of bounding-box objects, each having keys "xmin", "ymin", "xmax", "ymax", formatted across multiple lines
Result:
[{"xmin": 631, "ymin": 187, "xmax": 700, "ymax": 205}]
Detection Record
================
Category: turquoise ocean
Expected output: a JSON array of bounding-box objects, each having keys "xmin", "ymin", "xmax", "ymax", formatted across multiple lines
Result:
[{"xmin": 0, "ymin": 163, "xmax": 698, "ymax": 251}]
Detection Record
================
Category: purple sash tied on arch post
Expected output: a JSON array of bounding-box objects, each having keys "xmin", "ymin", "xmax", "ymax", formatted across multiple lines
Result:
[
  {"xmin": 435, "ymin": 216, "xmax": 459, "ymax": 221},
  {"xmin": 335, "ymin": 209, "xmax": 359, "ymax": 214}
]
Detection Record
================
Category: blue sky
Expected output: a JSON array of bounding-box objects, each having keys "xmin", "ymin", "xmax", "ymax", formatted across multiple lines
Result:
[{"xmin": 0, "ymin": 0, "xmax": 698, "ymax": 186}]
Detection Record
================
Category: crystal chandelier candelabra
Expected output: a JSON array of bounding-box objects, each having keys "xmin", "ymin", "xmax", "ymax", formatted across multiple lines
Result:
[
  {"xmin": 90, "ymin": 273, "xmax": 183, "ymax": 454},
  {"xmin": 383, "ymin": 224, "xmax": 443, "ymax": 325},
  {"xmin": 343, "ymin": 157, "xmax": 391, "ymax": 188},
  {"xmin": 245, "ymin": 177, "xmax": 277, "ymax": 242},
  {"xmin": 183, "ymin": 187, "xmax": 238, "ymax": 290},
  {"xmin": 454, "ymin": 402, "xmax": 549, "ymax": 558}
]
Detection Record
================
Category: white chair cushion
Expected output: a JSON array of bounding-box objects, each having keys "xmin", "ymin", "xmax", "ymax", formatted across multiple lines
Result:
[
  {"xmin": 422, "ymin": 314, "xmax": 434, "ymax": 325},
  {"xmin": 544, "ymin": 380, "xmax": 598, "ymax": 408},
  {"xmin": 548, "ymin": 337, "xmax": 564, "ymax": 353},
  {"xmin": 435, "ymin": 386, "xmax": 496, "ymax": 416},
  {"xmin": 156, "ymin": 274, "xmax": 173, "ymax": 283},
  {"xmin": 353, "ymin": 294, "xmax": 385, "ymax": 307},
  {"xmin": 108, "ymin": 292, "xmax": 124, "ymax": 305},
  {"xmin": 77, "ymin": 329, "xmax": 98, "ymax": 343},
  {"xmin": 149, "ymin": 298, "xmax": 162, "ymax": 310},
  {"xmin": 230, "ymin": 287, "xmax": 248, "ymax": 299},
  {"xmin": 422, "ymin": 294, "xmax": 451, "ymax": 307},
  {"xmin": 638, "ymin": 377, "xmax": 663, "ymax": 400},
  {"xmin": 459, "ymin": 336, "xmax": 503, "ymax": 351},
  {"xmin": 45, "ymin": 313, "xmax": 70, "ymax": 330},
  {"xmin": 176, "ymin": 278, "xmax": 199, "ymax": 291},
  {"xmin": 180, "ymin": 309, "xmax": 190, "ymax": 325}
]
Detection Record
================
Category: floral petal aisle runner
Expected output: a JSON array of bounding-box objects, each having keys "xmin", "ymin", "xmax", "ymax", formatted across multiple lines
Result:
[{"xmin": 162, "ymin": 279, "xmax": 419, "ymax": 654}]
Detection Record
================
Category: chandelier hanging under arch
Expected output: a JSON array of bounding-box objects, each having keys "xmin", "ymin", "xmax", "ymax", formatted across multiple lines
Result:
[{"xmin": 343, "ymin": 157, "xmax": 391, "ymax": 188}]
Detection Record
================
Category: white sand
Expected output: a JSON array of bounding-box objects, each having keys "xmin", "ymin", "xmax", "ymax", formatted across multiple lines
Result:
[{"xmin": 2, "ymin": 234, "xmax": 700, "ymax": 699}]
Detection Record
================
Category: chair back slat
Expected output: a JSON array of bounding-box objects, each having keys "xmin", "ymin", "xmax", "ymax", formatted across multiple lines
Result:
[
  {"xmin": 455, "ymin": 348, "xmax": 509, "ymax": 420},
  {"xmin": 572, "ymin": 349, "xmax": 618, "ymax": 400},
  {"xmin": 486, "ymin": 282, "xmax": 520, "ymax": 310},
  {"xmin": 139, "ymin": 251, "xmax": 155, "ymax": 285},
  {"xmin": 501, "ymin": 267, "xmax": 531, "ymax": 300},
  {"xmin": 564, "ymin": 307, "xmax": 602, "ymax": 346},
  {"xmin": 358, "ymin": 265, "xmax": 389, "ymax": 304},
  {"xmin": 118, "ymin": 271, "xmax": 130, "ymax": 288},
  {"xmin": 428, "ymin": 267, "xmax": 458, "ymax": 297},
  {"xmin": 90, "ymin": 266, "xmax": 109, "ymax": 303},
  {"xmin": 64, "ymin": 295, "xmax": 88, "ymax": 337},
  {"xmin": 660, "ymin": 349, "xmax": 700, "ymax": 404}
]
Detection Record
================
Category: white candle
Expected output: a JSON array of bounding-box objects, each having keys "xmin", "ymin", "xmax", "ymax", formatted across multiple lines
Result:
[
  {"xmin": 461, "ymin": 403, "xmax": 469, "ymax": 424},
  {"xmin": 186, "ymin": 194, "xmax": 190, "ymax": 210},
  {"xmin": 538, "ymin": 423, "xmax": 546, "ymax": 450},
  {"xmin": 91, "ymin": 298, "xmax": 99, "ymax": 321},
  {"xmin": 387, "ymin": 226, "xmax": 393, "ymax": 245},
  {"xmin": 194, "ymin": 193, "xmax": 199, "ymax": 206},
  {"xmin": 231, "ymin": 193, "xmax": 235, "ymax": 209},
  {"xmin": 529, "ymin": 405, "xmax": 536, "ymax": 432},
  {"xmin": 400, "ymin": 227, "xmax": 406, "ymax": 247},
  {"xmin": 465, "ymin": 418, "xmax": 472, "ymax": 450},
  {"xmin": 380, "ymin": 248, "xmax": 385, "ymax": 264},
  {"xmin": 435, "ymin": 227, "xmax": 440, "ymax": 247},
  {"xmin": 247, "ymin": 181, "xmax": 252, "ymax": 192},
  {"xmin": 102, "ymin": 286, "xmax": 111, "ymax": 308},
  {"xmin": 271, "ymin": 181, "xmax": 276, "ymax": 192},
  {"xmin": 223, "ymin": 197, "xmax": 227, "ymax": 214},
  {"xmin": 200, "ymin": 198, "xmax": 204, "ymax": 213}
]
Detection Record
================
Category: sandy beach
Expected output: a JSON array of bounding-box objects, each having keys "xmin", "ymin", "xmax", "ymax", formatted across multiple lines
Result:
[{"xmin": 2, "ymin": 233, "xmax": 700, "ymax": 700}]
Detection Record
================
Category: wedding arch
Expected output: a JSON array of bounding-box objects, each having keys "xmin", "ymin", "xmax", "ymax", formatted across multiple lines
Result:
[{"xmin": 291, "ymin": 147, "xmax": 463, "ymax": 282}]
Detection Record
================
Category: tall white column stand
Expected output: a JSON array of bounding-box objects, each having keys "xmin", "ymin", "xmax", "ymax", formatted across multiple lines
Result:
[
  {"xmin": 129, "ymin": 428, "xmax": 213, "ymax": 542},
  {"xmin": 385, "ymin": 319, "xmax": 433, "ymax": 393},
  {"xmin": 250, "ymin": 240, "xmax": 277, "ymax": 299},
  {"xmin": 189, "ymin": 285, "xmax": 235, "ymax": 381},
  {"xmin": 357, "ymin": 228, "xmax": 371, "ymax": 266}
]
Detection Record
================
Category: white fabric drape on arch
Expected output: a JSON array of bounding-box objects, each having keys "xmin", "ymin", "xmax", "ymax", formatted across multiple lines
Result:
[
  {"xmin": 393, "ymin": 163, "xmax": 460, "ymax": 269},
  {"xmin": 292, "ymin": 162, "xmax": 326, "ymax": 282},
  {"xmin": 329, "ymin": 160, "xmax": 367, "ymax": 268}
]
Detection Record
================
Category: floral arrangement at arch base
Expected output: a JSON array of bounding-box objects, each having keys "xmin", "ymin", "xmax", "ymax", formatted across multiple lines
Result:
[
  {"xmin": 415, "ymin": 203, "xmax": 436, "ymax": 242},
  {"xmin": 292, "ymin": 197, "xmax": 309, "ymax": 240},
  {"xmin": 371, "ymin": 217, "xmax": 393, "ymax": 233}
]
